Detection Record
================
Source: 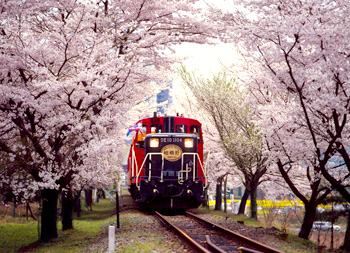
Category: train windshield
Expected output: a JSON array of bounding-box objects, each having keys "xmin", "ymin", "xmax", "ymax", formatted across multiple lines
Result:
[
  {"xmin": 142, "ymin": 125, "xmax": 147, "ymax": 133},
  {"xmin": 176, "ymin": 124, "xmax": 188, "ymax": 133},
  {"xmin": 190, "ymin": 125, "xmax": 201, "ymax": 143},
  {"xmin": 151, "ymin": 124, "xmax": 162, "ymax": 133}
]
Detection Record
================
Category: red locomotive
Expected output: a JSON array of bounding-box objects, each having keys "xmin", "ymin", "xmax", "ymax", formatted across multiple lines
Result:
[{"xmin": 127, "ymin": 113, "xmax": 207, "ymax": 209}]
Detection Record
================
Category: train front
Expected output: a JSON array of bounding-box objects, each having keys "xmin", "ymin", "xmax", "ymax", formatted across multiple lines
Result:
[{"xmin": 128, "ymin": 116, "xmax": 207, "ymax": 210}]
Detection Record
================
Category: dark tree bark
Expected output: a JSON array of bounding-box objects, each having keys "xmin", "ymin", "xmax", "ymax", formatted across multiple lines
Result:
[
  {"xmin": 237, "ymin": 164, "xmax": 267, "ymax": 219},
  {"xmin": 61, "ymin": 190, "xmax": 74, "ymax": 231},
  {"xmin": 215, "ymin": 176, "xmax": 224, "ymax": 211},
  {"xmin": 223, "ymin": 174, "xmax": 228, "ymax": 213},
  {"xmin": 247, "ymin": 169, "xmax": 266, "ymax": 219},
  {"xmin": 202, "ymin": 187, "xmax": 209, "ymax": 208},
  {"xmin": 96, "ymin": 189, "xmax": 105, "ymax": 202},
  {"xmin": 100, "ymin": 189, "xmax": 106, "ymax": 199},
  {"xmin": 85, "ymin": 188, "xmax": 93, "ymax": 211},
  {"xmin": 73, "ymin": 191, "xmax": 81, "ymax": 217},
  {"xmin": 299, "ymin": 203, "xmax": 317, "ymax": 239},
  {"xmin": 277, "ymin": 160, "xmax": 330, "ymax": 240},
  {"xmin": 40, "ymin": 189, "xmax": 59, "ymax": 242},
  {"xmin": 238, "ymin": 188, "xmax": 250, "ymax": 215},
  {"xmin": 250, "ymin": 185, "xmax": 258, "ymax": 220},
  {"xmin": 12, "ymin": 201, "xmax": 16, "ymax": 217},
  {"xmin": 318, "ymin": 146, "xmax": 350, "ymax": 251},
  {"xmin": 26, "ymin": 202, "xmax": 37, "ymax": 220}
]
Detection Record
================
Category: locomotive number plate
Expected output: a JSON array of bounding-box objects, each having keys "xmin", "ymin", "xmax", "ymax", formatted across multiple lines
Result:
[
  {"xmin": 160, "ymin": 137, "xmax": 182, "ymax": 143},
  {"xmin": 161, "ymin": 144, "xmax": 182, "ymax": 162}
]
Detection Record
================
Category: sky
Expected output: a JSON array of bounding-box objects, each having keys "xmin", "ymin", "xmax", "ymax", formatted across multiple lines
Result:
[
  {"xmin": 170, "ymin": 42, "xmax": 239, "ymax": 85},
  {"xmin": 163, "ymin": 41, "xmax": 241, "ymax": 118},
  {"xmin": 170, "ymin": 0, "xmax": 244, "ymax": 78},
  {"xmin": 174, "ymin": 43, "xmax": 237, "ymax": 73}
]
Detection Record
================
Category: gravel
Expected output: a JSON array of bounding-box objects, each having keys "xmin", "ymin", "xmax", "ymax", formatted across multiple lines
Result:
[
  {"xmin": 81, "ymin": 195, "xmax": 319, "ymax": 253},
  {"xmin": 82, "ymin": 209, "xmax": 193, "ymax": 253}
]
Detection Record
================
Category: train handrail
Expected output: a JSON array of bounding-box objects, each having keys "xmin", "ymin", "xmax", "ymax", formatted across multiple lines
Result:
[
  {"xmin": 196, "ymin": 153, "xmax": 208, "ymax": 189},
  {"xmin": 180, "ymin": 153, "xmax": 208, "ymax": 189},
  {"xmin": 136, "ymin": 152, "xmax": 164, "ymax": 190},
  {"xmin": 204, "ymin": 151, "xmax": 210, "ymax": 184},
  {"xmin": 131, "ymin": 146, "xmax": 140, "ymax": 179},
  {"xmin": 131, "ymin": 147, "xmax": 135, "ymax": 178},
  {"xmin": 134, "ymin": 151, "xmax": 208, "ymax": 191},
  {"xmin": 180, "ymin": 153, "xmax": 197, "ymax": 184},
  {"xmin": 178, "ymin": 163, "xmax": 192, "ymax": 185},
  {"xmin": 148, "ymin": 153, "xmax": 165, "ymax": 182}
]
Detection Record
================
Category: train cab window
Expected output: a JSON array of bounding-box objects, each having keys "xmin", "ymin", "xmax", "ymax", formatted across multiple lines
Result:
[
  {"xmin": 136, "ymin": 125, "xmax": 147, "ymax": 149},
  {"xmin": 136, "ymin": 141, "xmax": 144, "ymax": 149},
  {"xmin": 142, "ymin": 125, "xmax": 147, "ymax": 133},
  {"xmin": 151, "ymin": 124, "xmax": 162, "ymax": 133},
  {"xmin": 176, "ymin": 124, "xmax": 188, "ymax": 133},
  {"xmin": 190, "ymin": 125, "xmax": 201, "ymax": 143}
]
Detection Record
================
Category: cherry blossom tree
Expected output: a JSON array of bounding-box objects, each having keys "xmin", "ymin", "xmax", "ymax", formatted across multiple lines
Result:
[
  {"xmin": 178, "ymin": 67, "xmax": 269, "ymax": 219},
  {"xmin": 0, "ymin": 0, "xmax": 214, "ymax": 241},
  {"xmin": 212, "ymin": 0, "xmax": 350, "ymax": 246},
  {"xmin": 170, "ymin": 73, "xmax": 239, "ymax": 211}
]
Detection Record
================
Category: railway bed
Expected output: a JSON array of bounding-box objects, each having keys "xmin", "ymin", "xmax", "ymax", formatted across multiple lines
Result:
[{"xmin": 155, "ymin": 211, "xmax": 284, "ymax": 253}]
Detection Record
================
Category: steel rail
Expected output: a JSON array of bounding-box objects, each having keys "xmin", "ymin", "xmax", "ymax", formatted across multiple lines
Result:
[
  {"xmin": 239, "ymin": 247, "xmax": 265, "ymax": 253},
  {"xmin": 155, "ymin": 211, "xmax": 211, "ymax": 253},
  {"xmin": 205, "ymin": 235, "xmax": 226, "ymax": 253},
  {"xmin": 185, "ymin": 211, "xmax": 284, "ymax": 253}
]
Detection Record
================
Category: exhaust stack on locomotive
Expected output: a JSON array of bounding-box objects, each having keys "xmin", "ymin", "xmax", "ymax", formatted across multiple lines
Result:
[{"xmin": 127, "ymin": 113, "xmax": 207, "ymax": 209}]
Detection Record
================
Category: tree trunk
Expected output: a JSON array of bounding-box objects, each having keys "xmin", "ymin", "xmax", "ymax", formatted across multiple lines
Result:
[
  {"xmin": 250, "ymin": 185, "xmax": 258, "ymax": 219},
  {"xmin": 100, "ymin": 189, "xmax": 106, "ymax": 199},
  {"xmin": 12, "ymin": 201, "xmax": 16, "ymax": 217},
  {"xmin": 74, "ymin": 191, "xmax": 81, "ymax": 217},
  {"xmin": 340, "ymin": 211, "xmax": 350, "ymax": 251},
  {"xmin": 298, "ymin": 203, "xmax": 317, "ymax": 239},
  {"xmin": 202, "ymin": 188, "xmax": 209, "ymax": 208},
  {"xmin": 26, "ymin": 202, "xmax": 37, "ymax": 220},
  {"xmin": 224, "ymin": 175, "xmax": 228, "ymax": 213},
  {"xmin": 40, "ymin": 189, "xmax": 59, "ymax": 242},
  {"xmin": 85, "ymin": 188, "xmax": 93, "ymax": 211},
  {"xmin": 62, "ymin": 190, "xmax": 74, "ymax": 231},
  {"xmin": 238, "ymin": 188, "xmax": 250, "ymax": 215},
  {"xmin": 215, "ymin": 176, "xmax": 223, "ymax": 211}
]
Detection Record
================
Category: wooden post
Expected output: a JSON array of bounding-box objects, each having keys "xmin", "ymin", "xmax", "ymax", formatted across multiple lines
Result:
[
  {"xmin": 116, "ymin": 190, "xmax": 120, "ymax": 228},
  {"xmin": 108, "ymin": 226, "xmax": 115, "ymax": 253}
]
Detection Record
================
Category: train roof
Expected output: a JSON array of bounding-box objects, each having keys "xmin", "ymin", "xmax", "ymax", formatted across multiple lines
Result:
[{"xmin": 135, "ymin": 113, "xmax": 201, "ymax": 125}]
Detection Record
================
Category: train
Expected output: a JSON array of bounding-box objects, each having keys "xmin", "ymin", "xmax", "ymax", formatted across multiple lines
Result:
[{"xmin": 127, "ymin": 113, "xmax": 207, "ymax": 210}]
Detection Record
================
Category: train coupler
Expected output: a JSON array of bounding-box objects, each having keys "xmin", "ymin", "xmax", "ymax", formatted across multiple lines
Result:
[{"xmin": 135, "ymin": 194, "xmax": 147, "ymax": 203}]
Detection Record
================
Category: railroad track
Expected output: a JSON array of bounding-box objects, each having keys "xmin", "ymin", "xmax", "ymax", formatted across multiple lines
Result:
[{"xmin": 155, "ymin": 211, "xmax": 284, "ymax": 253}]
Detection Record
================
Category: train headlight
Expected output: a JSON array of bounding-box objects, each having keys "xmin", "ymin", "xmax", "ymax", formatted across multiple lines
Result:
[
  {"xmin": 150, "ymin": 138, "xmax": 159, "ymax": 148},
  {"xmin": 184, "ymin": 138, "xmax": 194, "ymax": 148}
]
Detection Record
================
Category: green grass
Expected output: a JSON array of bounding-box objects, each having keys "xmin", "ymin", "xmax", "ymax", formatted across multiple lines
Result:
[
  {"xmin": 0, "ymin": 221, "xmax": 39, "ymax": 252},
  {"xmin": 113, "ymin": 211, "xmax": 184, "ymax": 253},
  {"xmin": 0, "ymin": 198, "xmax": 116, "ymax": 253},
  {"xmin": 193, "ymin": 206, "xmax": 261, "ymax": 227},
  {"xmin": 1, "ymin": 199, "xmax": 332, "ymax": 253},
  {"xmin": 281, "ymin": 234, "xmax": 319, "ymax": 253},
  {"xmin": 192, "ymin": 206, "xmax": 323, "ymax": 253},
  {"xmin": 117, "ymin": 238, "xmax": 174, "ymax": 253}
]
